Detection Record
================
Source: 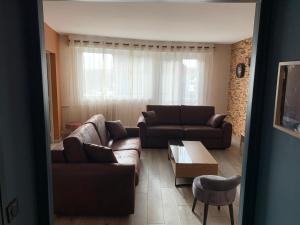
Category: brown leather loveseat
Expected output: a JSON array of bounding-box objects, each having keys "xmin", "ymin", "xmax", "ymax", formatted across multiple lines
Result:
[
  {"xmin": 51, "ymin": 114, "xmax": 141, "ymax": 216},
  {"xmin": 137, "ymin": 105, "xmax": 232, "ymax": 149}
]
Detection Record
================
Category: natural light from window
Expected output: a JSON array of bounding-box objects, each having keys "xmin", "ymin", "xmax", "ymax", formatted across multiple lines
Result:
[{"xmin": 81, "ymin": 50, "xmax": 205, "ymax": 105}]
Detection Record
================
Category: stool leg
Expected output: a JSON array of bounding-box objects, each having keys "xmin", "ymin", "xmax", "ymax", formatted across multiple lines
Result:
[
  {"xmin": 229, "ymin": 204, "xmax": 234, "ymax": 225},
  {"xmin": 217, "ymin": 205, "xmax": 221, "ymax": 211},
  {"xmin": 192, "ymin": 198, "xmax": 197, "ymax": 212},
  {"xmin": 203, "ymin": 203, "xmax": 209, "ymax": 225}
]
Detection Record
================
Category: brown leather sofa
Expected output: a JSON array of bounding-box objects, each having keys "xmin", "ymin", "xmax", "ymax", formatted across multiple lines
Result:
[
  {"xmin": 137, "ymin": 105, "xmax": 232, "ymax": 149},
  {"xmin": 51, "ymin": 114, "xmax": 141, "ymax": 216}
]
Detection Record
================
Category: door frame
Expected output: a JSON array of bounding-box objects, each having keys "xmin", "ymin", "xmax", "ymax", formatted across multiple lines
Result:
[
  {"xmin": 35, "ymin": 0, "xmax": 267, "ymax": 225},
  {"xmin": 25, "ymin": 0, "xmax": 54, "ymax": 224},
  {"xmin": 0, "ymin": 0, "xmax": 53, "ymax": 224},
  {"xmin": 46, "ymin": 52, "xmax": 55, "ymax": 143}
]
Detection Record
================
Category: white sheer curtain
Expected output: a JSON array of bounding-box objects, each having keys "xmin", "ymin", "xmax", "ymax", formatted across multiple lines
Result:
[{"xmin": 60, "ymin": 42, "xmax": 213, "ymax": 126}]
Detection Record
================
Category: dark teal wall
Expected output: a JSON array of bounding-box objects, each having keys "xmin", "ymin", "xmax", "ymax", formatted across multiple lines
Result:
[
  {"xmin": 0, "ymin": 0, "xmax": 53, "ymax": 224},
  {"xmin": 254, "ymin": 1, "xmax": 300, "ymax": 224}
]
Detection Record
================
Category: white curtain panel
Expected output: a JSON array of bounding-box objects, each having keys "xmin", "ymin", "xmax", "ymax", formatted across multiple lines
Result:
[{"xmin": 60, "ymin": 42, "xmax": 214, "ymax": 127}]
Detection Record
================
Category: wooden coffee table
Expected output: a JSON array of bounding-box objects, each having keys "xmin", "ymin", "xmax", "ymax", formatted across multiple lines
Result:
[{"xmin": 168, "ymin": 140, "xmax": 218, "ymax": 186}]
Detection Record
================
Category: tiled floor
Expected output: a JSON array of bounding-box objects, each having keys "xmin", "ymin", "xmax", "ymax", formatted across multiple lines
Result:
[{"xmin": 54, "ymin": 136, "xmax": 242, "ymax": 225}]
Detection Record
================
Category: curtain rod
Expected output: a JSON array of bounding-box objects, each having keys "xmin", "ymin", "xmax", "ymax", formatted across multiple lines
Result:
[{"xmin": 68, "ymin": 34, "xmax": 215, "ymax": 50}]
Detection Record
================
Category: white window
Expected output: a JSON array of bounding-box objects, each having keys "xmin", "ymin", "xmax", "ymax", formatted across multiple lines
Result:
[
  {"xmin": 182, "ymin": 59, "xmax": 202, "ymax": 105},
  {"xmin": 82, "ymin": 52, "xmax": 113, "ymax": 98},
  {"xmin": 160, "ymin": 58, "xmax": 202, "ymax": 105},
  {"xmin": 80, "ymin": 49, "xmax": 208, "ymax": 105}
]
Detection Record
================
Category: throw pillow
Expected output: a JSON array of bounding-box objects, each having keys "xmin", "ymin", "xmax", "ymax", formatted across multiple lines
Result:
[
  {"xmin": 207, "ymin": 114, "xmax": 227, "ymax": 128},
  {"xmin": 84, "ymin": 143, "xmax": 118, "ymax": 163},
  {"xmin": 105, "ymin": 120, "xmax": 128, "ymax": 140},
  {"xmin": 142, "ymin": 110, "xmax": 158, "ymax": 126}
]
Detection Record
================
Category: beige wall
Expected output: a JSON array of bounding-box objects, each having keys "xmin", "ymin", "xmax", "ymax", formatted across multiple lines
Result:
[
  {"xmin": 209, "ymin": 44, "xmax": 232, "ymax": 114},
  {"xmin": 227, "ymin": 38, "xmax": 252, "ymax": 136}
]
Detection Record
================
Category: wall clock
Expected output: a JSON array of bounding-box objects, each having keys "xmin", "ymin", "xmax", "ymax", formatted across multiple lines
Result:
[{"xmin": 236, "ymin": 63, "xmax": 246, "ymax": 78}]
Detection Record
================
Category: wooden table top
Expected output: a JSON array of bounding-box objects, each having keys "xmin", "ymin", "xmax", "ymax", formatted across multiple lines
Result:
[{"xmin": 169, "ymin": 140, "xmax": 218, "ymax": 165}]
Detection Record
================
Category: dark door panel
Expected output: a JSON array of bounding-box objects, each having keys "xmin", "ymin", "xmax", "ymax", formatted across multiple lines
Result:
[{"xmin": 0, "ymin": 0, "xmax": 53, "ymax": 224}]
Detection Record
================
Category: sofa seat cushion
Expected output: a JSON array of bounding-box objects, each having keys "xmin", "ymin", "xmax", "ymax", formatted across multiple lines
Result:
[
  {"xmin": 108, "ymin": 137, "xmax": 141, "ymax": 155},
  {"xmin": 146, "ymin": 125, "xmax": 184, "ymax": 138},
  {"xmin": 113, "ymin": 150, "xmax": 140, "ymax": 185},
  {"xmin": 183, "ymin": 125, "xmax": 223, "ymax": 138}
]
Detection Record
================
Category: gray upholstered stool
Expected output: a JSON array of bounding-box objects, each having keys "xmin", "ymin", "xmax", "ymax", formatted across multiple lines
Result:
[{"xmin": 192, "ymin": 175, "xmax": 241, "ymax": 225}]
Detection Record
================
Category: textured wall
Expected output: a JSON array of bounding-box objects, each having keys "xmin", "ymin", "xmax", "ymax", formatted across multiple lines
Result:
[
  {"xmin": 209, "ymin": 44, "xmax": 231, "ymax": 114},
  {"xmin": 227, "ymin": 38, "xmax": 252, "ymax": 136}
]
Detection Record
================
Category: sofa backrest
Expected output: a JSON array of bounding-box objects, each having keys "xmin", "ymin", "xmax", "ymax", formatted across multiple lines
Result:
[
  {"xmin": 85, "ymin": 114, "xmax": 109, "ymax": 146},
  {"xmin": 63, "ymin": 123, "xmax": 102, "ymax": 162},
  {"xmin": 147, "ymin": 105, "xmax": 181, "ymax": 125},
  {"xmin": 181, "ymin": 105, "xmax": 215, "ymax": 125}
]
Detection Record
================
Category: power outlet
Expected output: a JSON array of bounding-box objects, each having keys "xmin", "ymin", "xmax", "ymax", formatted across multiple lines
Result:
[{"xmin": 6, "ymin": 198, "xmax": 18, "ymax": 223}]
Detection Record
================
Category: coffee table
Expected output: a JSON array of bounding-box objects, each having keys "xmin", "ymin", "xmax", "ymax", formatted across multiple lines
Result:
[{"xmin": 168, "ymin": 140, "xmax": 218, "ymax": 186}]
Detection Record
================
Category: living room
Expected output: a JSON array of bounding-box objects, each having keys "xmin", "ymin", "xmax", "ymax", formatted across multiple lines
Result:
[
  {"xmin": 3, "ymin": 1, "xmax": 300, "ymax": 225},
  {"xmin": 44, "ymin": 1, "xmax": 255, "ymax": 225}
]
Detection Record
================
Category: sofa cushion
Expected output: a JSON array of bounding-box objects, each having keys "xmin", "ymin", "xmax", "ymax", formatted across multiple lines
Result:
[
  {"xmin": 84, "ymin": 143, "xmax": 118, "ymax": 163},
  {"xmin": 51, "ymin": 149, "xmax": 65, "ymax": 163},
  {"xmin": 113, "ymin": 150, "xmax": 140, "ymax": 184},
  {"xmin": 106, "ymin": 120, "xmax": 128, "ymax": 141},
  {"xmin": 147, "ymin": 105, "xmax": 181, "ymax": 125},
  {"xmin": 183, "ymin": 125, "xmax": 223, "ymax": 138},
  {"xmin": 207, "ymin": 114, "xmax": 227, "ymax": 128},
  {"xmin": 85, "ymin": 114, "xmax": 109, "ymax": 146},
  {"xmin": 142, "ymin": 111, "xmax": 158, "ymax": 126},
  {"xmin": 108, "ymin": 137, "xmax": 141, "ymax": 152},
  {"xmin": 146, "ymin": 125, "xmax": 184, "ymax": 138},
  {"xmin": 181, "ymin": 105, "xmax": 215, "ymax": 125},
  {"xmin": 63, "ymin": 123, "xmax": 101, "ymax": 162}
]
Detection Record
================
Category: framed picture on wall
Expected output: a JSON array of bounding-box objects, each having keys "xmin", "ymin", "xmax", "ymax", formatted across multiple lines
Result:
[{"xmin": 274, "ymin": 61, "xmax": 300, "ymax": 138}]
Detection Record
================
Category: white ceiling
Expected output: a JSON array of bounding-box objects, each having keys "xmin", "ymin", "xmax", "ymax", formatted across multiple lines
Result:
[{"xmin": 43, "ymin": 1, "xmax": 256, "ymax": 44}]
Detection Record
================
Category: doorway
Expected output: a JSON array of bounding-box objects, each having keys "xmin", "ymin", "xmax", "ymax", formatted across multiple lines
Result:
[{"xmin": 42, "ymin": 1, "xmax": 258, "ymax": 225}]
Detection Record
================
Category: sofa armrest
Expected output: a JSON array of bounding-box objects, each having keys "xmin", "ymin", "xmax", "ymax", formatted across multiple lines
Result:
[
  {"xmin": 221, "ymin": 121, "xmax": 232, "ymax": 148},
  {"xmin": 126, "ymin": 127, "xmax": 139, "ymax": 137},
  {"xmin": 52, "ymin": 163, "xmax": 135, "ymax": 215}
]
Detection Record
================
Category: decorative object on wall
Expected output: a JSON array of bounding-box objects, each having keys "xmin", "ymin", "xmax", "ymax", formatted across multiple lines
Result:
[
  {"xmin": 227, "ymin": 38, "xmax": 252, "ymax": 136},
  {"xmin": 236, "ymin": 63, "xmax": 246, "ymax": 78},
  {"xmin": 274, "ymin": 61, "xmax": 300, "ymax": 139}
]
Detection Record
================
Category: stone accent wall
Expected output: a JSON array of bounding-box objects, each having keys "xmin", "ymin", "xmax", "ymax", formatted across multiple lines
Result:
[{"xmin": 227, "ymin": 38, "xmax": 252, "ymax": 136}]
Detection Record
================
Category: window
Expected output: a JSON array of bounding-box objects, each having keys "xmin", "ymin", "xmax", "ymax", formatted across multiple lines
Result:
[
  {"xmin": 159, "ymin": 58, "xmax": 202, "ymax": 105},
  {"xmin": 182, "ymin": 59, "xmax": 201, "ymax": 105},
  {"xmin": 80, "ymin": 49, "xmax": 208, "ymax": 105},
  {"xmin": 82, "ymin": 52, "xmax": 113, "ymax": 97}
]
